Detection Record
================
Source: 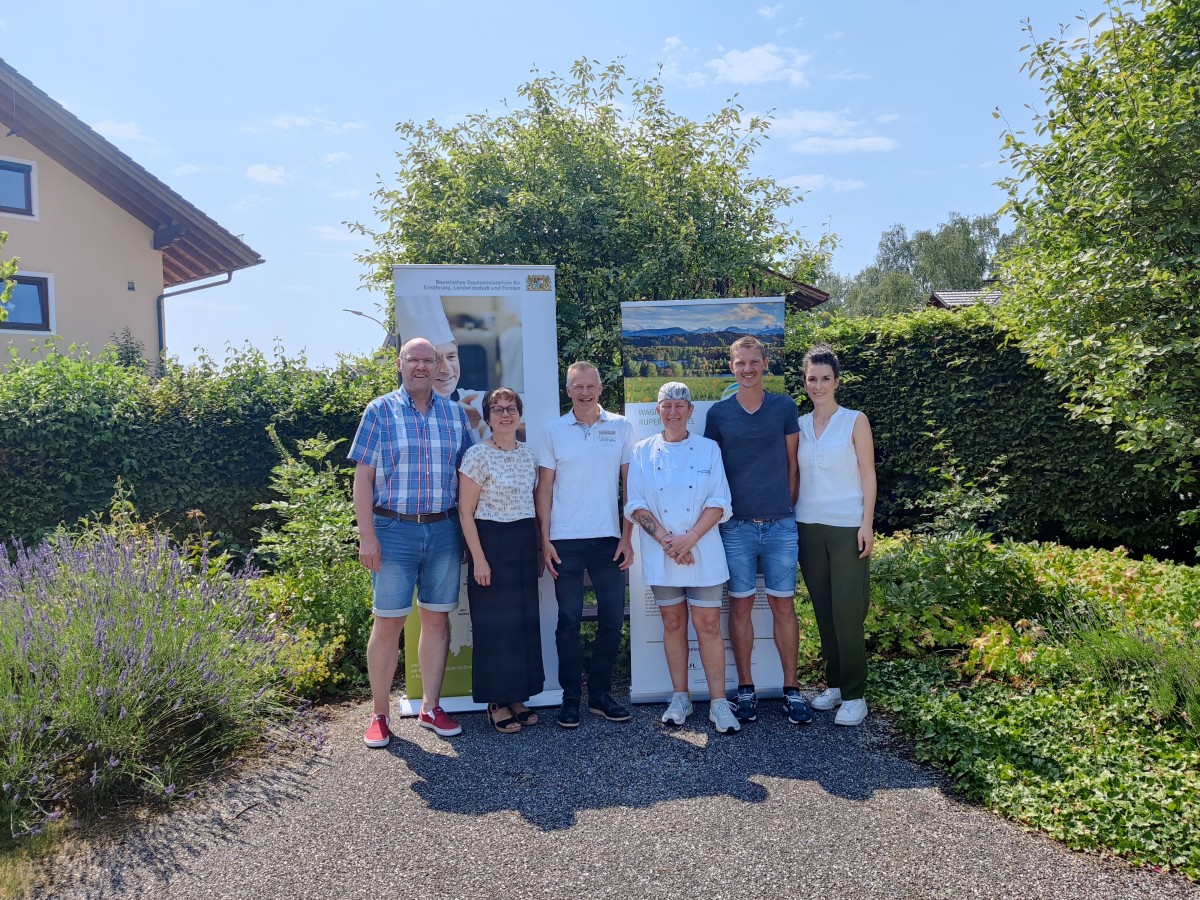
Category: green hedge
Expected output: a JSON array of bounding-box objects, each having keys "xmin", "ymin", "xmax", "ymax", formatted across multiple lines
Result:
[
  {"xmin": 785, "ymin": 307, "xmax": 1198, "ymax": 558},
  {"xmin": 0, "ymin": 346, "xmax": 394, "ymax": 551}
]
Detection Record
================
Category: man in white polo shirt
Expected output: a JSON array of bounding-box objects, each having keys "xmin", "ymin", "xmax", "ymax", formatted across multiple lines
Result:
[{"xmin": 536, "ymin": 361, "xmax": 635, "ymax": 728}]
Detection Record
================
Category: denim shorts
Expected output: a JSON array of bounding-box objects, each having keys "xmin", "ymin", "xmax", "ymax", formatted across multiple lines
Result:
[
  {"xmin": 650, "ymin": 583, "xmax": 725, "ymax": 609},
  {"xmin": 371, "ymin": 514, "xmax": 462, "ymax": 617},
  {"xmin": 718, "ymin": 516, "xmax": 799, "ymax": 599}
]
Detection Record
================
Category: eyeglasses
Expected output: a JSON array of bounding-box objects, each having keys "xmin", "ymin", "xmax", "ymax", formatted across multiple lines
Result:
[
  {"xmin": 401, "ymin": 356, "xmax": 438, "ymax": 367},
  {"xmin": 491, "ymin": 405, "xmax": 520, "ymax": 416}
]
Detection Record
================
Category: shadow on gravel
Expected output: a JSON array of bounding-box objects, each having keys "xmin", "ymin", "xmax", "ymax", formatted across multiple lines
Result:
[{"xmin": 386, "ymin": 700, "xmax": 936, "ymax": 831}]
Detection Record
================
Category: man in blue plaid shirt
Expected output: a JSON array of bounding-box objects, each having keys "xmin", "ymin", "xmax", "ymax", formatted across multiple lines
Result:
[{"xmin": 350, "ymin": 337, "xmax": 475, "ymax": 746}]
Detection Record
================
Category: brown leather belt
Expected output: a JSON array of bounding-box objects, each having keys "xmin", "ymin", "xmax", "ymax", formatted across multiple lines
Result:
[{"xmin": 373, "ymin": 506, "xmax": 456, "ymax": 524}]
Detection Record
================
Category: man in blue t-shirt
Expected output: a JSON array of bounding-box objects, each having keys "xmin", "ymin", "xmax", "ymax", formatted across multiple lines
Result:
[{"xmin": 703, "ymin": 336, "xmax": 813, "ymax": 726}]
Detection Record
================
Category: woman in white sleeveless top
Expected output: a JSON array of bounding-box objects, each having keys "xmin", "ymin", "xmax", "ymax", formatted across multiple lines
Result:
[{"xmin": 795, "ymin": 344, "xmax": 876, "ymax": 726}]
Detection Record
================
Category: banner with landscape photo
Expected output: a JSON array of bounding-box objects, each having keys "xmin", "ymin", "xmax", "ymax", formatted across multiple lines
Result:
[{"xmin": 620, "ymin": 297, "xmax": 787, "ymax": 403}]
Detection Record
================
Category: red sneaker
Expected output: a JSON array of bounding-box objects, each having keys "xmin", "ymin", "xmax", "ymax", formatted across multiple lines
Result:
[
  {"xmin": 417, "ymin": 705, "xmax": 462, "ymax": 737},
  {"xmin": 363, "ymin": 714, "xmax": 392, "ymax": 748}
]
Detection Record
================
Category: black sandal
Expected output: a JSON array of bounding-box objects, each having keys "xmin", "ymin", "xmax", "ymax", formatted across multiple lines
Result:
[
  {"xmin": 488, "ymin": 703, "xmax": 521, "ymax": 734},
  {"xmin": 511, "ymin": 704, "xmax": 539, "ymax": 726}
]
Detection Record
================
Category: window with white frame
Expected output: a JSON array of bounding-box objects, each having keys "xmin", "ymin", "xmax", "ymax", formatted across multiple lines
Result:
[
  {"xmin": 0, "ymin": 159, "xmax": 34, "ymax": 216},
  {"xmin": 1, "ymin": 275, "xmax": 51, "ymax": 331}
]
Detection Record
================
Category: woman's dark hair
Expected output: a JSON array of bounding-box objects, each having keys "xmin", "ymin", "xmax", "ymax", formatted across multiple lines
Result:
[
  {"xmin": 482, "ymin": 387, "xmax": 523, "ymax": 421},
  {"xmin": 802, "ymin": 343, "xmax": 841, "ymax": 379}
]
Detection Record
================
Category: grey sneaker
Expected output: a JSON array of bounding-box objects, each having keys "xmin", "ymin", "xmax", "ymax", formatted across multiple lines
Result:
[
  {"xmin": 811, "ymin": 687, "xmax": 843, "ymax": 711},
  {"xmin": 661, "ymin": 692, "xmax": 693, "ymax": 725},
  {"xmin": 834, "ymin": 698, "xmax": 868, "ymax": 726},
  {"xmin": 709, "ymin": 698, "xmax": 742, "ymax": 734}
]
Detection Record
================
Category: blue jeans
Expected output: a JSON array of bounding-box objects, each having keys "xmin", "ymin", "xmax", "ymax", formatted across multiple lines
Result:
[
  {"xmin": 719, "ymin": 516, "xmax": 800, "ymax": 598},
  {"xmin": 371, "ymin": 514, "xmax": 463, "ymax": 616},
  {"xmin": 552, "ymin": 537, "xmax": 626, "ymax": 701}
]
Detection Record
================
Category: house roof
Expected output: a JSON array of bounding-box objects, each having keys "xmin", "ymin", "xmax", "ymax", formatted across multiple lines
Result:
[
  {"xmin": 927, "ymin": 288, "xmax": 1001, "ymax": 310},
  {"xmin": 0, "ymin": 57, "xmax": 263, "ymax": 288},
  {"xmin": 754, "ymin": 265, "xmax": 830, "ymax": 311}
]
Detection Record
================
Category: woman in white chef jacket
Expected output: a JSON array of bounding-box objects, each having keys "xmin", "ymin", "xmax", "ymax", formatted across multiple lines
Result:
[{"xmin": 625, "ymin": 382, "xmax": 741, "ymax": 734}]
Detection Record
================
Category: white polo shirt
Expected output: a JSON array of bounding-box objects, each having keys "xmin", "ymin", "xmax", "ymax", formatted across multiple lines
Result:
[{"xmin": 538, "ymin": 407, "xmax": 634, "ymax": 540}]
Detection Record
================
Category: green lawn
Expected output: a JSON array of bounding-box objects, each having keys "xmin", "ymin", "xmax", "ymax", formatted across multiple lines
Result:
[{"xmin": 624, "ymin": 374, "xmax": 786, "ymax": 402}]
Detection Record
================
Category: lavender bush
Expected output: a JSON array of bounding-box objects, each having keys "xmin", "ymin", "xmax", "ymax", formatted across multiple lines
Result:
[{"xmin": 0, "ymin": 528, "xmax": 288, "ymax": 840}]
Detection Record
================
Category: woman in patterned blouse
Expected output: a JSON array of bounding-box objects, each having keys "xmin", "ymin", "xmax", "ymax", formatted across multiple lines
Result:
[{"xmin": 458, "ymin": 387, "xmax": 545, "ymax": 733}]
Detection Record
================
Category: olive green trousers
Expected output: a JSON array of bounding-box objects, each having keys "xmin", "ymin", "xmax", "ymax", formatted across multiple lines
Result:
[{"xmin": 798, "ymin": 523, "xmax": 870, "ymax": 701}]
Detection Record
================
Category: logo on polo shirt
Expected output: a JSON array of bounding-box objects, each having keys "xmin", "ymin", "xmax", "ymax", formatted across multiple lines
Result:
[{"xmin": 596, "ymin": 428, "xmax": 618, "ymax": 442}]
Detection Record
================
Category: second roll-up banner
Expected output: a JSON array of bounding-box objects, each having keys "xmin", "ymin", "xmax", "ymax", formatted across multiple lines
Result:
[{"xmin": 619, "ymin": 296, "xmax": 789, "ymax": 704}]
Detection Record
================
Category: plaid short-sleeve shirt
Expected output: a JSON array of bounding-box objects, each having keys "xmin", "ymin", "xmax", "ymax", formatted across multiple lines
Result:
[{"xmin": 348, "ymin": 387, "xmax": 475, "ymax": 514}]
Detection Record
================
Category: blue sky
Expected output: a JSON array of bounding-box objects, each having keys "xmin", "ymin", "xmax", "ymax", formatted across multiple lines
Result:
[{"xmin": 2, "ymin": 1, "xmax": 1100, "ymax": 367}]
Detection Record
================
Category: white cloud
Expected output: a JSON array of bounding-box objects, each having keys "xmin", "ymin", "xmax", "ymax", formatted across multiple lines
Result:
[
  {"xmin": 93, "ymin": 121, "xmax": 154, "ymax": 144},
  {"xmin": 173, "ymin": 163, "xmax": 204, "ymax": 176},
  {"xmin": 232, "ymin": 193, "xmax": 271, "ymax": 211},
  {"xmin": 875, "ymin": 113, "xmax": 900, "ymax": 123},
  {"xmin": 309, "ymin": 225, "xmax": 358, "ymax": 243},
  {"xmin": 321, "ymin": 151, "xmax": 352, "ymax": 166},
  {"xmin": 773, "ymin": 108, "xmax": 897, "ymax": 155},
  {"xmin": 757, "ymin": 4, "xmax": 783, "ymax": 18},
  {"xmin": 330, "ymin": 188, "xmax": 362, "ymax": 199},
  {"xmin": 774, "ymin": 109, "xmax": 858, "ymax": 137},
  {"xmin": 790, "ymin": 135, "xmax": 897, "ymax": 154},
  {"xmin": 659, "ymin": 36, "xmax": 708, "ymax": 88},
  {"xmin": 706, "ymin": 44, "xmax": 811, "ymax": 88},
  {"xmin": 825, "ymin": 30, "xmax": 845, "ymax": 40},
  {"xmin": 245, "ymin": 113, "xmax": 365, "ymax": 135},
  {"xmin": 781, "ymin": 174, "xmax": 867, "ymax": 192},
  {"xmin": 246, "ymin": 163, "xmax": 294, "ymax": 185}
]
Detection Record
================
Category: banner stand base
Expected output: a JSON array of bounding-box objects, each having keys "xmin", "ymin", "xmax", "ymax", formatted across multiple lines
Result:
[{"xmin": 396, "ymin": 688, "xmax": 564, "ymax": 717}]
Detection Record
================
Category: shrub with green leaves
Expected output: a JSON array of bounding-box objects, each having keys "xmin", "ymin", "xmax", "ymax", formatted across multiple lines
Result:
[
  {"xmin": 253, "ymin": 431, "xmax": 373, "ymax": 695},
  {"xmin": 849, "ymin": 535, "xmax": 1200, "ymax": 880},
  {"xmin": 0, "ymin": 345, "xmax": 393, "ymax": 553}
]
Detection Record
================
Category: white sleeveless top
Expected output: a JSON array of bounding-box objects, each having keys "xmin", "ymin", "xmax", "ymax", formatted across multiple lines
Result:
[{"xmin": 794, "ymin": 407, "xmax": 864, "ymax": 528}]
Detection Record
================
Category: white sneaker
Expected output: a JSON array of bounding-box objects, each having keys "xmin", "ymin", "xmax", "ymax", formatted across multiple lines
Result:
[
  {"xmin": 709, "ymin": 698, "xmax": 742, "ymax": 734},
  {"xmin": 834, "ymin": 698, "xmax": 868, "ymax": 726},
  {"xmin": 811, "ymin": 688, "xmax": 843, "ymax": 711},
  {"xmin": 662, "ymin": 692, "xmax": 693, "ymax": 725}
]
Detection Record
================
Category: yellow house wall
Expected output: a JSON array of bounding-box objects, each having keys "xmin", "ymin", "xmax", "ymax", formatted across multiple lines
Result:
[{"xmin": 1, "ymin": 134, "xmax": 163, "ymax": 362}]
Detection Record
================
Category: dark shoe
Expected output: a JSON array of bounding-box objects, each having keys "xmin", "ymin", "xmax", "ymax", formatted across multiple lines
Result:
[
  {"xmin": 587, "ymin": 693, "xmax": 632, "ymax": 722},
  {"xmin": 488, "ymin": 704, "xmax": 521, "ymax": 734},
  {"xmin": 557, "ymin": 698, "xmax": 581, "ymax": 729},
  {"xmin": 511, "ymin": 703, "xmax": 539, "ymax": 726},
  {"xmin": 731, "ymin": 686, "xmax": 758, "ymax": 723},
  {"xmin": 783, "ymin": 689, "xmax": 814, "ymax": 725}
]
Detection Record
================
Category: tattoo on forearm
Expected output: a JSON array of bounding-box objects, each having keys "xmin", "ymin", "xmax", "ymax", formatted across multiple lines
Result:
[{"xmin": 636, "ymin": 513, "xmax": 658, "ymax": 537}]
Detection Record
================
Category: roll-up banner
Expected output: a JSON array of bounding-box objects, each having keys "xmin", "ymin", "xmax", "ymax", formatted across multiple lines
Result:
[
  {"xmin": 391, "ymin": 264, "xmax": 562, "ymax": 716},
  {"xmin": 619, "ymin": 297, "xmax": 789, "ymax": 704}
]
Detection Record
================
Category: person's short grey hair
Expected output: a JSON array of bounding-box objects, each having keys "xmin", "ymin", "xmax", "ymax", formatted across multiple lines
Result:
[
  {"xmin": 657, "ymin": 381, "xmax": 692, "ymax": 402},
  {"xmin": 565, "ymin": 360, "xmax": 600, "ymax": 387}
]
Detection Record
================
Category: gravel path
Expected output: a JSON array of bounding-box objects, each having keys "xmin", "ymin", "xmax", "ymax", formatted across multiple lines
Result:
[{"xmin": 32, "ymin": 694, "xmax": 1200, "ymax": 900}]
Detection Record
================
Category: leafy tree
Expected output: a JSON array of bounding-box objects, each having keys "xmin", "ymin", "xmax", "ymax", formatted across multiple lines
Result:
[
  {"xmin": 823, "ymin": 213, "xmax": 1008, "ymax": 317},
  {"xmin": 998, "ymin": 0, "xmax": 1200, "ymax": 529},
  {"xmin": 0, "ymin": 231, "xmax": 16, "ymax": 323},
  {"xmin": 350, "ymin": 59, "xmax": 828, "ymax": 402}
]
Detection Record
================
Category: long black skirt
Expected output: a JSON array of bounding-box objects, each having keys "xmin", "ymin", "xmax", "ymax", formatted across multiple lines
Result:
[{"xmin": 468, "ymin": 517, "xmax": 545, "ymax": 704}]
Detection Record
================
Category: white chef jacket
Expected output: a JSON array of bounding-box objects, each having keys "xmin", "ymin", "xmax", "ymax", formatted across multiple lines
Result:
[{"xmin": 624, "ymin": 432, "xmax": 732, "ymax": 588}]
